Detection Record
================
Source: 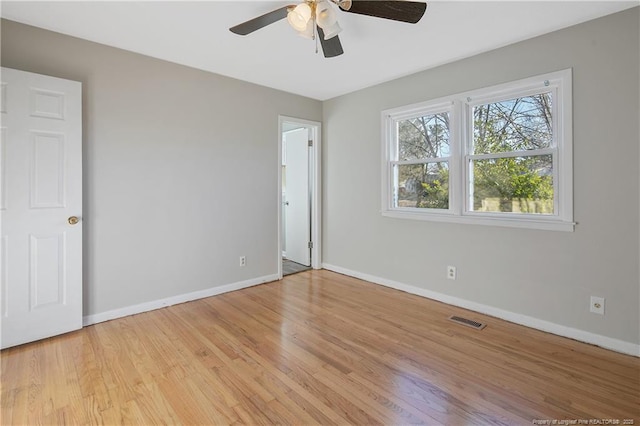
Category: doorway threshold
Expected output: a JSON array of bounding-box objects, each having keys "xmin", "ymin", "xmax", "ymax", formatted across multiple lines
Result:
[{"xmin": 283, "ymin": 259, "xmax": 312, "ymax": 276}]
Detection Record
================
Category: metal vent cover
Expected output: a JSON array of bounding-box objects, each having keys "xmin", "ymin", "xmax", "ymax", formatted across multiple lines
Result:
[{"xmin": 448, "ymin": 315, "xmax": 487, "ymax": 330}]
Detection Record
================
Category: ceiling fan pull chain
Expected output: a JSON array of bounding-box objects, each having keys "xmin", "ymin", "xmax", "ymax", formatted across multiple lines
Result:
[{"xmin": 314, "ymin": 16, "xmax": 319, "ymax": 54}]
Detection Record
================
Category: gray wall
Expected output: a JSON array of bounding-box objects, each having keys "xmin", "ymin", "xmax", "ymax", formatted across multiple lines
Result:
[
  {"xmin": 1, "ymin": 19, "xmax": 322, "ymax": 317},
  {"xmin": 322, "ymin": 8, "xmax": 639, "ymax": 344}
]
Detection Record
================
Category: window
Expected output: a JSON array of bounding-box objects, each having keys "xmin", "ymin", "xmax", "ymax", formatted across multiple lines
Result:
[
  {"xmin": 391, "ymin": 104, "xmax": 452, "ymax": 211},
  {"xmin": 382, "ymin": 69, "xmax": 573, "ymax": 231}
]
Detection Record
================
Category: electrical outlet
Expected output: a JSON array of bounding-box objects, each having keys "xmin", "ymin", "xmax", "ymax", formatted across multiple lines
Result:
[
  {"xmin": 590, "ymin": 296, "xmax": 605, "ymax": 315},
  {"xmin": 447, "ymin": 265, "xmax": 456, "ymax": 280},
  {"xmin": 239, "ymin": 256, "xmax": 246, "ymax": 267}
]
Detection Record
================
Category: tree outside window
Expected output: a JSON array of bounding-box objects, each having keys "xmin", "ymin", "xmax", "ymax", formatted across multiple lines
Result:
[{"xmin": 382, "ymin": 69, "xmax": 573, "ymax": 231}]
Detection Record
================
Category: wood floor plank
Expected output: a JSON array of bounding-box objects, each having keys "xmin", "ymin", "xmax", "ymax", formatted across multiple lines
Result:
[
  {"xmin": 131, "ymin": 381, "xmax": 181, "ymax": 425},
  {"xmin": 1, "ymin": 269, "xmax": 638, "ymax": 425}
]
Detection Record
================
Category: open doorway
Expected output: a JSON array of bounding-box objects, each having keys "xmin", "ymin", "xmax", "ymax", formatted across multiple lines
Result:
[{"xmin": 278, "ymin": 117, "xmax": 321, "ymax": 278}]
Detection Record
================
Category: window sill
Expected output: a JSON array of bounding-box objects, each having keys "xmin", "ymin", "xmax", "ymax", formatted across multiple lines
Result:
[{"xmin": 381, "ymin": 209, "xmax": 575, "ymax": 232}]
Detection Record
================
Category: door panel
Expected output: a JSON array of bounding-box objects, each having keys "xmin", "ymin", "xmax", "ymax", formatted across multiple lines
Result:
[
  {"xmin": 1, "ymin": 67, "xmax": 82, "ymax": 349},
  {"xmin": 284, "ymin": 128, "xmax": 310, "ymax": 267},
  {"xmin": 31, "ymin": 131, "xmax": 66, "ymax": 208},
  {"xmin": 30, "ymin": 233, "xmax": 65, "ymax": 308}
]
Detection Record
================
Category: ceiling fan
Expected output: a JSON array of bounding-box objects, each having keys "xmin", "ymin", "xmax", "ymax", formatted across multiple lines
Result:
[{"xmin": 229, "ymin": 1, "xmax": 428, "ymax": 58}]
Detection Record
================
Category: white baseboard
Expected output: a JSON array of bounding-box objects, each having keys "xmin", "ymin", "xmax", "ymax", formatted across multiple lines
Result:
[
  {"xmin": 83, "ymin": 274, "xmax": 279, "ymax": 326},
  {"xmin": 322, "ymin": 263, "xmax": 639, "ymax": 357}
]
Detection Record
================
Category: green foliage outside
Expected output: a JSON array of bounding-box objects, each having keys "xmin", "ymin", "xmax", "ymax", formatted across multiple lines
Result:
[
  {"xmin": 420, "ymin": 170, "xmax": 449, "ymax": 209},
  {"xmin": 472, "ymin": 94, "xmax": 554, "ymax": 214}
]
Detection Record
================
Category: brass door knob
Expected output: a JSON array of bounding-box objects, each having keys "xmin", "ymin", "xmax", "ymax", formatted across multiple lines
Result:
[{"xmin": 68, "ymin": 216, "xmax": 79, "ymax": 225}]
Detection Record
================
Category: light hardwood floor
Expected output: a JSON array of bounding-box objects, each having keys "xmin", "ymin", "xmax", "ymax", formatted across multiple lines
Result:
[{"xmin": 2, "ymin": 270, "xmax": 639, "ymax": 425}]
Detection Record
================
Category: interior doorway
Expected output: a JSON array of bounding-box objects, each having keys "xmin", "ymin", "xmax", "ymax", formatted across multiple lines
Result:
[{"xmin": 278, "ymin": 117, "xmax": 321, "ymax": 278}]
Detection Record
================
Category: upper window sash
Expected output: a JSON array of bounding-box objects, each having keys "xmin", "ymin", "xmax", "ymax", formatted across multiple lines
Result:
[
  {"xmin": 465, "ymin": 87, "xmax": 559, "ymax": 157},
  {"xmin": 388, "ymin": 101, "xmax": 454, "ymax": 161}
]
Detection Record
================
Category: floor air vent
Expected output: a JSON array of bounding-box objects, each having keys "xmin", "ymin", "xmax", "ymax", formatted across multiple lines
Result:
[{"xmin": 448, "ymin": 315, "xmax": 486, "ymax": 330}]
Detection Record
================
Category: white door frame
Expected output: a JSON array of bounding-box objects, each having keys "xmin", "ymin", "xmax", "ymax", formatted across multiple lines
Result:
[{"xmin": 278, "ymin": 116, "xmax": 321, "ymax": 278}]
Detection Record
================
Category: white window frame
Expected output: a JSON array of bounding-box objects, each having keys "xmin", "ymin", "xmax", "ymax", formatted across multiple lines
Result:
[
  {"xmin": 381, "ymin": 69, "xmax": 574, "ymax": 232},
  {"xmin": 385, "ymin": 101, "xmax": 456, "ymax": 215}
]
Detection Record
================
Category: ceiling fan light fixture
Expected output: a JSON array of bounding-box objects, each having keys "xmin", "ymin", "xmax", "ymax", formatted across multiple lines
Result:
[
  {"xmin": 287, "ymin": 3, "xmax": 312, "ymax": 31},
  {"xmin": 230, "ymin": 0, "xmax": 428, "ymax": 58},
  {"xmin": 297, "ymin": 19, "xmax": 315, "ymax": 39},
  {"xmin": 315, "ymin": 1, "xmax": 337, "ymax": 29},
  {"xmin": 322, "ymin": 21, "xmax": 342, "ymax": 39}
]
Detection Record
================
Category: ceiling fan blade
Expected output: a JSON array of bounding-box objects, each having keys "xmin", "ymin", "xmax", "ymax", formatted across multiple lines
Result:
[
  {"xmin": 317, "ymin": 27, "xmax": 344, "ymax": 58},
  {"xmin": 340, "ymin": 1, "xmax": 427, "ymax": 24},
  {"xmin": 230, "ymin": 5, "xmax": 293, "ymax": 35}
]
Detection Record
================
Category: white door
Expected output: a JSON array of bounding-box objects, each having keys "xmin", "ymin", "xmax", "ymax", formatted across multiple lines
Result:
[
  {"xmin": 0, "ymin": 67, "xmax": 83, "ymax": 349},
  {"xmin": 284, "ymin": 128, "xmax": 310, "ymax": 266}
]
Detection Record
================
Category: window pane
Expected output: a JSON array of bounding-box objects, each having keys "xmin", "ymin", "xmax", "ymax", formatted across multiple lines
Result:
[
  {"xmin": 395, "ymin": 162, "xmax": 449, "ymax": 209},
  {"xmin": 473, "ymin": 92, "xmax": 552, "ymax": 154},
  {"xmin": 397, "ymin": 112, "xmax": 450, "ymax": 160},
  {"xmin": 471, "ymin": 155, "xmax": 554, "ymax": 214}
]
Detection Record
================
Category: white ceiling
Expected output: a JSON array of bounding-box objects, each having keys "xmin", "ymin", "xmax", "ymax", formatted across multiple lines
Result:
[{"xmin": 2, "ymin": 1, "xmax": 637, "ymax": 100}]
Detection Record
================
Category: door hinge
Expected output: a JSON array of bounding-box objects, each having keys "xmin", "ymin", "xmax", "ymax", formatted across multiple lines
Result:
[
  {"xmin": 308, "ymin": 139, "xmax": 313, "ymax": 147},
  {"xmin": 308, "ymin": 241, "xmax": 313, "ymax": 249}
]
